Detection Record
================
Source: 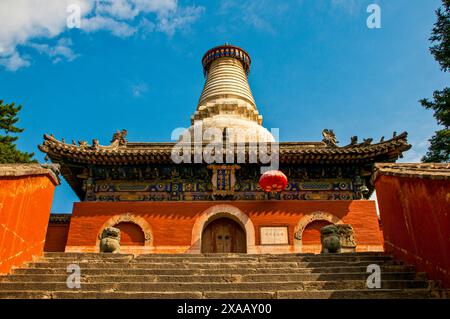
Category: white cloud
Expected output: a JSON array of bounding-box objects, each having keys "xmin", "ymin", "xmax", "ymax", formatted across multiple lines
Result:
[
  {"xmin": 130, "ymin": 83, "xmax": 148, "ymax": 98},
  {"xmin": 0, "ymin": 51, "xmax": 31, "ymax": 71},
  {"xmin": 0, "ymin": 0, "xmax": 204, "ymax": 71},
  {"xmin": 133, "ymin": 0, "xmax": 178, "ymax": 15},
  {"xmin": 29, "ymin": 38, "xmax": 78, "ymax": 64},
  {"xmin": 217, "ymin": 0, "xmax": 288, "ymax": 34},
  {"xmin": 138, "ymin": 18, "xmax": 157, "ymax": 38},
  {"xmin": 95, "ymin": 0, "xmax": 139, "ymax": 20},
  {"xmin": 82, "ymin": 15, "xmax": 137, "ymax": 37},
  {"xmin": 399, "ymin": 138, "xmax": 429, "ymax": 163},
  {"xmin": 0, "ymin": 0, "xmax": 90, "ymax": 70},
  {"xmin": 157, "ymin": 5, "xmax": 205, "ymax": 36}
]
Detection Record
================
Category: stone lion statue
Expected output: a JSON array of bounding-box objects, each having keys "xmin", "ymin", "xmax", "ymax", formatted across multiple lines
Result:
[
  {"xmin": 99, "ymin": 227, "xmax": 121, "ymax": 253},
  {"xmin": 320, "ymin": 225, "xmax": 341, "ymax": 254}
]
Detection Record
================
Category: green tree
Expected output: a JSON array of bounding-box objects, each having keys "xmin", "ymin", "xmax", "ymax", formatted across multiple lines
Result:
[
  {"xmin": 420, "ymin": 0, "xmax": 450, "ymax": 163},
  {"xmin": 0, "ymin": 100, "xmax": 35, "ymax": 163}
]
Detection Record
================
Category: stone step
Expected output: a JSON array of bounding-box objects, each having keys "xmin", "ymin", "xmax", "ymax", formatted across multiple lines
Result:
[
  {"xmin": 0, "ymin": 288, "xmax": 437, "ymax": 299},
  {"xmin": 206, "ymin": 289, "xmax": 435, "ymax": 299},
  {"xmin": 0, "ymin": 290, "xmax": 201, "ymax": 299},
  {"xmin": 0, "ymin": 289, "xmax": 435, "ymax": 299},
  {"xmin": 37, "ymin": 254, "xmax": 134, "ymax": 261},
  {"xmin": 434, "ymin": 289, "xmax": 450, "ymax": 299},
  {"xmin": 39, "ymin": 254, "xmax": 393, "ymax": 263},
  {"xmin": 0, "ymin": 272, "xmax": 424, "ymax": 283},
  {"xmin": 38, "ymin": 257, "xmax": 395, "ymax": 264},
  {"xmin": 43, "ymin": 252, "xmax": 136, "ymax": 258},
  {"xmin": 132, "ymin": 255, "xmax": 394, "ymax": 263},
  {"xmin": 0, "ymin": 280, "xmax": 431, "ymax": 292},
  {"xmin": 12, "ymin": 265, "xmax": 416, "ymax": 276},
  {"xmin": 276, "ymin": 289, "xmax": 435, "ymax": 299},
  {"xmin": 42, "ymin": 252, "xmax": 389, "ymax": 259},
  {"xmin": 25, "ymin": 260, "xmax": 401, "ymax": 269}
]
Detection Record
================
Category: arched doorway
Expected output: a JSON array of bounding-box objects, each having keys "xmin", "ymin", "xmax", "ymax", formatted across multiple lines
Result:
[
  {"xmin": 201, "ymin": 217, "xmax": 246, "ymax": 253},
  {"xmin": 114, "ymin": 222, "xmax": 145, "ymax": 246},
  {"xmin": 294, "ymin": 211, "xmax": 343, "ymax": 253},
  {"xmin": 302, "ymin": 220, "xmax": 333, "ymax": 246}
]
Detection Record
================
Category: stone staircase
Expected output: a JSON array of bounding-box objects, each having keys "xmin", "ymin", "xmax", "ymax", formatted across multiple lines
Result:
[{"xmin": 0, "ymin": 252, "xmax": 447, "ymax": 299}]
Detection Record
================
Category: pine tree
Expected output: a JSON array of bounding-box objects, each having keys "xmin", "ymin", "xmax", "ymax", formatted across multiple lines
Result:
[
  {"xmin": 0, "ymin": 100, "xmax": 35, "ymax": 163},
  {"xmin": 420, "ymin": 0, "xmax": 450, "ymax": 163}
]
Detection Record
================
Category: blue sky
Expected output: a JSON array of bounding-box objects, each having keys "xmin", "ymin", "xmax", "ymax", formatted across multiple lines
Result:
[{"xmin": 0, "ymin": 0, "xmax": 448, "ymax": 213}]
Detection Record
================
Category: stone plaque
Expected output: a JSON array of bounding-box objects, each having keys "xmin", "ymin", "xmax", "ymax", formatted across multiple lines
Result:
[{"xmin": 260, "ymin": 227, "xmax": 289, "ymax": 245}]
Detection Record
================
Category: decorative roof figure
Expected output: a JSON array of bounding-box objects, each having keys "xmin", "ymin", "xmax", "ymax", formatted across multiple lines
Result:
[
  {"xmin": 111, "ymin": 129, "xmax": 128, "ymax": 146},
  {"xmin": 322, "ymin": 129, "xmax": 339, "ymax": 147}
]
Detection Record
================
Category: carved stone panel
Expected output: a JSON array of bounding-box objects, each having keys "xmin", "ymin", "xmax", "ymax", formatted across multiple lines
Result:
[{"xmin": 337, "ymin": 224, "xmax": 356, "ymax": 252}]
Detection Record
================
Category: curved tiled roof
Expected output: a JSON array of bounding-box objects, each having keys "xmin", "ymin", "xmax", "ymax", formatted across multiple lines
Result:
[
  {"xmin": 38, "ymin": 132, "xmax": 410, "ymax": 199},
  {"xmin": 0, "ymin": 163, "xmax": 60, "ymax": 185},
  {"xmin": 39, "ymin": 132, "xmax": 411, "ymax": 165},
  {"xmin": 375, "ymin": 163, "xmax": 450, "ymax": 180}
]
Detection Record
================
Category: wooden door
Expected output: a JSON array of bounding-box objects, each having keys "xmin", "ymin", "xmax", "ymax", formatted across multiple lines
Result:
[{"xmin": 201, "ymin": 218, "xmax": 246, "ymax": 253}]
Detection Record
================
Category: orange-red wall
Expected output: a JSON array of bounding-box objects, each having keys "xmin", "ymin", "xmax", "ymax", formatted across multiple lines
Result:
[
  {"xmin": 66, "ymin": 200, "xmax": 383, "ymax": 252},
  {"xmin": 0, "ymin": 175, "xmax": 57, "ymax": 274},
  {"xmin": 375, "ymin": 174, "xmax": 450, "ymax": 288},
  {"xmin": 44, "ymin": 223, "xmax": 70, "ymax": 252},
  {"xmin": 115, "ymin": 222, "xmax": 145, "ymax": 245},
  {"xmin": 302, "ymin": 220, "xmax": 332, "ymax": 244}
]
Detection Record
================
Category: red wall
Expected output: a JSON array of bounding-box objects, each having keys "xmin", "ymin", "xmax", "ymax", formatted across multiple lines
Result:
[
  {"xmin": 66, "ymin": 200, "xmax": 383, "ymax": 251},
  {"xmin": 302, "ymin": 220, "xmax": 332, "ymax": 244},
  {"xmin": 375, "ymin": 174, "xmax": 450, "ymax": 288},
  {"xmin": 0, "ymin": 173, "xmax": 57, "ymax": 274},
  {"xmin": 44, "ymin": 223, "xmax": 70, "ymax": 252},
  {"xmin": 115, "ymin": 222, "xmax": 145, "ymax": 245}
]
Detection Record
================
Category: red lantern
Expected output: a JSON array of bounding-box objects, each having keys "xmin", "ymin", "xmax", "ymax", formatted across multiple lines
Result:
[{"xmin": 259, "ymin": 170, "xmax": 288, "ymax": 193}]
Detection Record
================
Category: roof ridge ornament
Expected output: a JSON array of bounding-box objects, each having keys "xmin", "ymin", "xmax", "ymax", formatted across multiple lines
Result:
[
  {"xmin": 361, "ymin": 138, "xmax": 373, "ymax": 146},
  {"xmin": 78, "ymin": 140, "xmax": 88, "ymax": 148},
  {"xmin": 322, "ymin": 129, "xmax": 339, "ymax": 148},
  {"xmin": 343, "ymin": 131, "xmax": 409, "ymax": 149},
  {"xmin": 349, "ymin": 136, "xmax": 358, "ymax": 146},
  {"xmin": 111, "ymin": 129, "xmax": 128, "ymax": 146}
]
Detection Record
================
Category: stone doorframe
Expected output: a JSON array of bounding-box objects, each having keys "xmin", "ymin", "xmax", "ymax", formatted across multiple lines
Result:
[
  {"xmin": 190, "ymin": 204, "xmax": 256, "ymax": 254},
  {"xmin": 293, "ymin": 211, "xmax": 343, "ymax": 252},
  {"xmin": 96, "ymin": 213, "xmax": 153, "ymax": 250}
]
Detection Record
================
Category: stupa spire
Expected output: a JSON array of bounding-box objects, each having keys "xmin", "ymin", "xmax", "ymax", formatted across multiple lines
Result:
[
  {"xmin": 198, "ymin": 44, "xmax": 255, "ymax": 108},
  {"xmin": 190, "ymin": 44, "xmax": 274, "ymax": 142}
]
